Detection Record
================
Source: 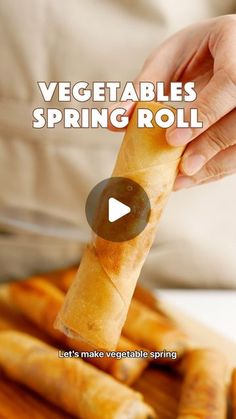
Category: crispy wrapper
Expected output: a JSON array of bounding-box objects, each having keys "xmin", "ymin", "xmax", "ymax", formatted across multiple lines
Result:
[
  {"xmin": 46, "ymin": 268, "xmax": 77, "ymax": 293},
  {"xmin": 45, "ymin": 268, "xmax": 186, "ymax": 357},
  {"xmin": 123, "ymin": 299, "xmax": 187, "ymax": 355},
  {"xmin": 177, "ymin": 349, "xmax": 227, "ymax": 419},
  {"xmin": 133, "ymin": 367, "xmax": 182, "ymax": 419},
  {"xmin": 55, "ymin": 102, "xmax": 184, "ymax": 350},
  {"xmin": 0, "ymin": 283, "xmax": 53, "ymax": 343},
  {"xmin": 134, "ymin": 285, "xmax": 161, "ymax": 313},
  {"xmin": 0, "ymin": 331, "xmax": 155, "ymax": 419},
  {"xmin": 0, "ymin": 375, "xmax": 71, "ymax": 419},
  {"xmin": 49, "ymin": 266, "xmax": 164, "ymax": 317},
  {"xmin": 9, "ymin": 278, "xmax": 148, "ymax": 384}
]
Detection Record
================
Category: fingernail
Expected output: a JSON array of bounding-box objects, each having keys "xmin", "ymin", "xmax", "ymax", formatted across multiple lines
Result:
[
  {"xmin": 109, "ymin": 100, "xmax": 133, "ymax": 114},
  {"xmin": 182, "ymin": 154, "xmax": 206, "ymax": 176},
  {"xmin": 167, "ymin": 128, "xmax": 193, "ymax": 146},
  {"xmin": 174, "ymin": 176, "xmax": 195, "ymax": 191}
]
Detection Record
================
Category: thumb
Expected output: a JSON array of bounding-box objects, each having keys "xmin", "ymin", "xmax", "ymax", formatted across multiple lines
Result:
[
  {"xmin": 174, "ymin": 144, "xmax": 236, "ymax": 190},
  {"xmin": 108, "ymin": 99, "xmax": 136, "ymax": 132},
  {"xmin": 108, "ymin": 44, "xmax": 175, "ymax": 131}
]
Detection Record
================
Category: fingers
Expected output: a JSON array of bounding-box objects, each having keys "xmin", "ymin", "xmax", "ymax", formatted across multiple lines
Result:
[
  {"xmin": 167, "ymin": 69, "xmax": 236, "ymax": 146},
  {"xmin": 108, "ymin": 41, "xmax": 179, "ymax": 132},
  {"xmin": 167, "ymin": 16, "xmax": 236, "ymax": 146},
  {"xmin": 180, "ymin": 108, "xmax": 236, "ymax": 176},
  {"xmin": 174, "ymin": 144, "xmax": 236, "ymax": 190},
  {"xmin": 108, "ymin": 101, "xmax": 135, "ymax": 132}
]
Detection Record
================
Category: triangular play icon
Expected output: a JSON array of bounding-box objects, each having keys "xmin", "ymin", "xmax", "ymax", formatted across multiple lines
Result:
[{"xmin": 108, "ymin": 197, "xmax": 131, "ymax": 223}]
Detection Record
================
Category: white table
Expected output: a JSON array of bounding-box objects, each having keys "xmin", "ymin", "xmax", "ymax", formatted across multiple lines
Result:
[{"xmin": 158, "ymin": 290, "xmax": 236, "ymax": 343}]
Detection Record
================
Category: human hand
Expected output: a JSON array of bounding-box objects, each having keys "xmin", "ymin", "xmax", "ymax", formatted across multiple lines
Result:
[{"xmin": 112, "ymin": 15, "xmax": 236, "ymax": 189}]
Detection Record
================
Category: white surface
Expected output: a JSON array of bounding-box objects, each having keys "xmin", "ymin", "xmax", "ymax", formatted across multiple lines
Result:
[
  {"xmin": 108, "ymin": 198, "xmax": 131, "ymax": 222},
  {"xmin": 158, "ymin": 290, "xmax": 236, "ymax": 343}
]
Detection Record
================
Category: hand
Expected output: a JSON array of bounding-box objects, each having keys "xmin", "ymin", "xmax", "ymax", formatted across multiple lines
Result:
[{"xmin": 112, "ymin": 15, "xmax": 236, "ymax": 189}]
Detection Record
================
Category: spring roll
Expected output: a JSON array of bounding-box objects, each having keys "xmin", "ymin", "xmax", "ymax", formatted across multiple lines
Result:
[
  {"xmin": 0, "ymin": 331, "xmax": 156, "ymax": 419},
  {"xmin": 46, "ymin": 267, "xmax": 77, "ymax": 293},
  {"xmin": 49, "ymin": 267, "xmax": 164, "ymax": 316},
  {"xmin": 56, "ymin": 102, "xmax": 184, "ymax": 350},
  {"xmin": 133, "ymin": 367, "xmax": 182, "ymax": 419},
  {"xmin": 123, "ymin": 299, "xmax": 187, "ymax": 356},
  {"xmin": 0, "ymin": 285, "xmax": 52, "ymax": 343},
  {"xmin": 177, "ymin": 349, "xmax": 227, "ymax": 419},
  {"xmin": 50, "ymin": 269, "xmax": 176, "ymax": 339},
  {"xmin": 133, "ymin": 285, "xmax": 167, "ymax": 316},
  {"xmin": 231, "ymin": 369, "xmax": 236, "ymax": 419},
  {"xmin": 9, "ymin": 278, "xmax": 148, "ymax": 384},
  {"xmin": 0, "ymin": 376, "xmax": 71, "ymax": 419},
  {"xmin": 134, "ymin": 285, "xmax": 160, "ymax": 312}
]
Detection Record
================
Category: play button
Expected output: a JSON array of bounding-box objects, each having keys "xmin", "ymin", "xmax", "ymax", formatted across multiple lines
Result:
[
  {"xmin": 85, "ymin": 177, "xmax": 151, "ymax": 242},
  {"xmin": 108, "ymin": 198, "xmax": 131, "ymax": 222}
]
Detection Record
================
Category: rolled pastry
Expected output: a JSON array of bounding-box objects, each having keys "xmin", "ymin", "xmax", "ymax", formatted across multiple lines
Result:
[
  {"xmin": 123, "ymin": 299, "xmax": 187, "ymax": 355},
  {"xmin": 56, "ymin": 102, "xmax": 184, "ymax": 350},
  {"xmin": 49, "ymin": 267, "xmax": 183, "ymax": 352},
  {"xmin": 0, "ymin": 331, "xmax": 156, "ymax": 419},
  {"xmin": 0, "ymin": 285, "xmax": 52, "ymax": 343},
  {"xmin": 46, "ymin": 267, "xmax": 77, "ymax": 293},
  {"xmin": 0, "ymin": 376, "xmax": 69, "ymax": 419},
  {"xmin": 133, "ymin": 285, "xmax": 164, "ymax": 315},
  {"xmin": 9, "ymin": 278, "xmax": 148, "ymax": 384},
  {"xmin": 177, "ymin": 349, "xmax": 227, "ymax": 419},
  {"xmin": 49, "ymin": 266, "xmax": 163, "ymax": 316}
]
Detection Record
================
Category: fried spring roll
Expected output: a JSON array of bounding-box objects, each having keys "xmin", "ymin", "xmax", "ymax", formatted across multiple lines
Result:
[
  {"xmin": 123, "ymin": 299, "xmax": 187, "ymax": 355},
  {"xmin": 0, "ymin": 376, "xmax": 71, "ymax": 419},
  {"xmin": 133, "ymin": 285, "xmax": 165, "ymax": 315},
  {"xmin": 231, "ymin": 369, "xmax": 236, "ymax": 419},
  {"xmin": 50, "ymin": 269, "xmax": 173, "ymax": 336},
  {"xmin": 46, "ymin": 266, "xmax": 156, "ymax": 312},
  {"xmin": 177, "ymin": 349, "xmax": 227, "ymax": 419},
  {"xmin": 0, "ymin": 285, "xmax": 53, "ymax": 343},
  {"xmin": 0, "ymin": 331, "xmax": 156, "ymax": 419},
  {"xmin": 45, "ymin": 267, "xmax": 77, "ymax": 293},
  {"xmin": 50, "ymin": 268, "xmax": 164, "ymax": 316},
  {"xmin": 56, "ymin": 102, "xmax": 184, "ymax": 350},
  {"xmin": 133, "ymin": 368, "xmax": 182, "ymax": 419},
  {"xmin": 9, "ymin": 278, "xmax": 148, "ymax": 384}
]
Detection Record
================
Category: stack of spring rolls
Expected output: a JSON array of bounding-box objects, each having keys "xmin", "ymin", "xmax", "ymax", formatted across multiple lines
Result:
[
  {"xmin": 0, "ymin": 269, "xmax": 188, "ymax": 419},
  {"xmin": 0, "ymin": 269, "xmax": 231, "ymax": 419}
]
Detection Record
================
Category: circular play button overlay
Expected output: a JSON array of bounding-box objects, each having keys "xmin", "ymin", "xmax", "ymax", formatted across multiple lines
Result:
[{"xmin": 85, "ymin": 177, "xmax": 151, "ymax": 242}]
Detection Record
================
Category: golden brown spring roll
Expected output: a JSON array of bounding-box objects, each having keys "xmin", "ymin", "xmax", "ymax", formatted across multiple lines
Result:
[
  {"xmin": 177, "ymin": 349, "xmax": 227, "ymax": 419},
  {"xmin": 123, "ymin": 299, "xmax": 187, "ymax": 356},
  {"xmin": 231, "ymin": 369, "xmax": 236, "ymax": 419},
  {"xmin": 0, "ymin": 331, "xmax": 156, "ymax": 419},
  {"xmin": 56, "ymin": 102, "xmax": 184, "ymax": 350},
  {"xmin": 134, "ymin": 285, "xmax": 160, "ymax": 312},
  {"xmin": 45, "ymin": 267, "xmax": 77, "ymax": 293},
  {"xmin": 49, "ymin": 267, "xmax": 164, "ymax": 316},
  {"xmin": 0, "ymin": 375, "xmax": 71, "ymax": 419},
  {"xmin": 0, "ymin": 284, "xmax": 53, "ymax": 343},
  {"xmin": 9, "ymin": 278, "xmax": 148, "ymax": 384},
  {"xmin": 133, "ymin": 367, "xmax": 182, "ymax": 419}
]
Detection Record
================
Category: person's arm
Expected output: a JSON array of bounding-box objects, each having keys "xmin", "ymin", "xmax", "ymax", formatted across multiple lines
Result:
[{"xmin": 111, "ymin": 15, "xmax": 236, "ymax": 189}]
